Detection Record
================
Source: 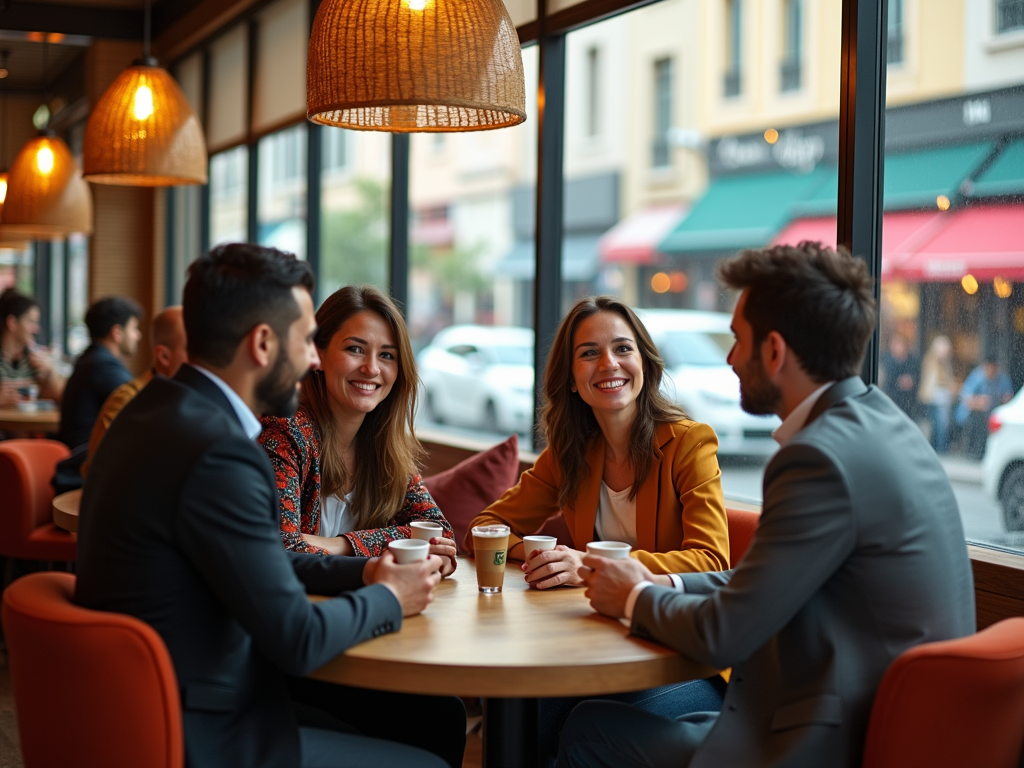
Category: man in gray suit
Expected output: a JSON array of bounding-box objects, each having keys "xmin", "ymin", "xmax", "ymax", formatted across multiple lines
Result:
[{"xmin": 560, "ymin": 242, "xmax": 975, "ymax": 768}]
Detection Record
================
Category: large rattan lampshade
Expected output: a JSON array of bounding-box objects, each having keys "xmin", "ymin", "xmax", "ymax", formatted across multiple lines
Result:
[
  {"xmin": 0, "ymin": 173, "xmax": 30, "ymax": 249},
  {"xmin": 2, "ymin": 134, "xmax": 92, "ymax": 236},
  {"xmin": 307, "ymin": 0, "xmax": 526, "ymax": 132},
  {"xmin": 83, "ymin": 60, "xmax": 207, "ymax": 186}
]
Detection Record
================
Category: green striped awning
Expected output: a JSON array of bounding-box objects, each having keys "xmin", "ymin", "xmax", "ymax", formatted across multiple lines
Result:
[
  {"xmin": 970, "ymin": 139, "xmax": 1024, "ymax": 199},
  {"xmin": 883, "ymin": 142, "xmax": 994, "ymax": 210}
]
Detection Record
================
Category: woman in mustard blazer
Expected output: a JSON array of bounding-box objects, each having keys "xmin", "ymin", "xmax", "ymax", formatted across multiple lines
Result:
[{"xmin": 466, "ymin": 295, "xmax": 730, "ymax": 589}]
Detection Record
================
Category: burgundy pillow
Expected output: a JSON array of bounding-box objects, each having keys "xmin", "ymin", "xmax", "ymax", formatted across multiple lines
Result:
[{"xmin": 423, "ymin": 435, "xmax": 520, "ymax": 555}]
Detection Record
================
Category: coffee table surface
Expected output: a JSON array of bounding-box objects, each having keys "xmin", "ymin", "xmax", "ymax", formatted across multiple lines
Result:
[
  {"xmin": 310, "ymin": 557, "xmax": 715, "ymax": 698},
  {"xmin": 0, "ymin": 407, "xmax": 60, "ymax": 433}
]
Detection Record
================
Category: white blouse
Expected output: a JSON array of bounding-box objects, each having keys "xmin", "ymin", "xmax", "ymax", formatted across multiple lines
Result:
[
  {"xmin": 320, "ymin": 491, "xmax": 357, "ymax": 538},
  {"xmin": 595, "ymin": 481, "xmax": 637, "ymax": 548}
]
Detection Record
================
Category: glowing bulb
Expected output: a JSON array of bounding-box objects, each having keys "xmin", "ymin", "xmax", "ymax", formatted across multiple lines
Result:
[
  {"xmin": 764, "ymin": 128, "xmax": 779, "ymax": 144},
  {"xmin": 36, "ymin": 146, "xmax": 54, "ymax": 174},
  {"xmin": 651, "ymin": 272, "xmax": 671, "ymax": 294},
  {"xmin": 994, "ymin": 277, "xmax": 1013, "ymax": 299},
  {"xmin": 134, "ymin": 84, "xmax": 154, "ymax": 120},
  {"xmin": 961, "ymin": 274, "xmax": 979, "ymax": 295},
  {"xmin": 0, "ymin": 179, "xmax": 7, "ymax": 204},
  {"xmin": 407, "ymin": 0, "xmax": 427, "ymax": 9},
  {"xmin": 936, "ymin": 195, "xmax": 951, "ymax": 211}
]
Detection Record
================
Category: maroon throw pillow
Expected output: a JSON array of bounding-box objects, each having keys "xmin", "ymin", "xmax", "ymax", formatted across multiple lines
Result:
[{"xmin": 423, "ymin": 435, "xmax": 521, "ymax": 555}]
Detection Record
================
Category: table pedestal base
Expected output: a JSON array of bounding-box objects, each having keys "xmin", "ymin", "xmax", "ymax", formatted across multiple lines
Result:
[{"xmin": 483, "ymin": 697, "xmax": 539, "ymax": 768}]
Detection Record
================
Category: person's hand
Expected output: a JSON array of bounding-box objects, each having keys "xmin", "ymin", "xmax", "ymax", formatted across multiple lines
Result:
[
  {"xmin": 429, "ymin": 537, "xmax": 458, "ymax": 577},
  {"xmin": 28, "ymin": 347, "xmax": 55, "ymax": 379},
  {"xmin": 522, "ymin": 545, "xmax": 586, "ymax": 589},
  {"xmin": 580, "ymin": 554, "xmax": 657, "ymax": 619},
  {"xmin": 897, "ymin": 374, "xmax": 914, "ymax": 391},
  {"xmin": 366, "ymin": 551, "xmax": 442, "ymax": 616}
]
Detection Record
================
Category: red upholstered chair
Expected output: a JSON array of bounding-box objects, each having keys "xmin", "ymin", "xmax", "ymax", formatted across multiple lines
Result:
[
  {"xmin": 726, "ymin": 507, "xmax": 759, "ymax": 568},
  {"xmin": 862, "ymin": 617, "xmax": 1024, "ymax": 768},
  {"xmin": 0, "ymin": 439, "xmax": 76, "ymax": 562},
  {"xmin": 2, "ymin": 572, "xmax": 184, "ymax": 768}
]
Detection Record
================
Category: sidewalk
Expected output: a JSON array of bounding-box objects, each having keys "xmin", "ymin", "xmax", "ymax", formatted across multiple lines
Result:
[{"xmin": 940, "ymin": 456, "xmax": 984, "ymax": 486}]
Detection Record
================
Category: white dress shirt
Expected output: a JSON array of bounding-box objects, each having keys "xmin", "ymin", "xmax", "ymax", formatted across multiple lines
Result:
[
  {"xmin": 191, "ymin": 365, "xmax": 263, "ymax": 441},
  {"xmin": 622, "ymin": 381, "xmax": 836, "ymax": 623}
]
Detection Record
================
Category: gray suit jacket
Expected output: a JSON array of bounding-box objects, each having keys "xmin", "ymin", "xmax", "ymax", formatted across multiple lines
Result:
[{"xmin": 632, "ymin": 377, "xmax": 975, "ymax": 768}]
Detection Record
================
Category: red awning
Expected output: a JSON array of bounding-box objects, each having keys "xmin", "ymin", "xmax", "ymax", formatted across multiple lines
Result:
[
  {"xmin": 890, "ymin": 205, "xmax": 1024, "ymax": 282},
  {"xmin": 599, "ymin": 205, "xmax": 686, "ymax": 266},
  {"xmin": 773, "ymin": 217, "xmax": 838, "ymax": 248}
]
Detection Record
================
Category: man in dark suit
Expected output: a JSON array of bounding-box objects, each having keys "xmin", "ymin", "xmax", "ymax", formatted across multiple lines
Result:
[
  {"xmin": 562, "ymin": 242, "xmax": 976, "ymax": 768},
  {"xmin": 76, "ymin": 244, "xmax": 449, "ymax": 768}
]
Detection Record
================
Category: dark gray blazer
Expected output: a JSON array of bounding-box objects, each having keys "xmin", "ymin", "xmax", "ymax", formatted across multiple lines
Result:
[
  {"xmin": 76, "ymin": 364, "xmax": 403, "ymax": 768},
  {"xmin": 632, "ymin": 377, "xmax": 976, "ymax": 768}
]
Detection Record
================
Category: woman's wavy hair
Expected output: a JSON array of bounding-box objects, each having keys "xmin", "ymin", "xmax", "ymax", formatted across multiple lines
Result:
[
  {"xmin": 542, "ymin": 296, "xmax": 687, "ymax": 509},
  {"xmin": 301, "ymin": 285, "xmax": 423, "ymax": 529}
]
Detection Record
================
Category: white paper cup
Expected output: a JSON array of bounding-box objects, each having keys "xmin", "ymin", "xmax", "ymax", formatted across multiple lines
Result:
[
  {"xmin": 521, "ymin": 535, "xmax": 557, "ymax": 561},
  {"xmin": 586, "ymin": 541, "xmax": 632, "ymax": 560},
  {"xmin": 388, "ymin": 539, "xmax": 429, "ymax": 564},
  {"xmin": 410, "ymin": 521, "xmax": 444, "ymax": 541}
]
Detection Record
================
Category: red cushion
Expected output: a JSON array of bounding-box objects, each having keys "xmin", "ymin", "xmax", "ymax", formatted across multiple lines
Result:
[{"xmin": 423, "ymin": 435, "xmax": 521, "ymax": 555}]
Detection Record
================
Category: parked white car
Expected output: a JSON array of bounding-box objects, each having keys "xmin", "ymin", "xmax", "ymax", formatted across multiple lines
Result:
[
  {"xmin": 982, "ymin": 387, "xmax": 1024, "ymax": 532},
  {"xmin": 417, "ymin": 325, "xmax": 535, "ymax": 435},
  {"xmin": 637, "ymin": 308, "xmax": 781, "ymax": 457}
]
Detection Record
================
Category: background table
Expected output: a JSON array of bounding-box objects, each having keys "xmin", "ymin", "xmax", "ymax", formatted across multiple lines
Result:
[
  {"xmin": 310, "ymin": 557, "xmax": 715, "ymax": 767},
  {"xmin": 52, "ymin": 489, "xmax": 81, "ymax": 533},
  {"xmin": 0, "ymin": 407, "xmax": 60, "ymax": 434}
]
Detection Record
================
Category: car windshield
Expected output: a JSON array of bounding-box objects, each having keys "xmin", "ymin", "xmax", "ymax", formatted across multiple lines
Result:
[
  {"xmin": 660, "ymin": 331, "xmax": 731, "ymax": 367},
  {"xmin": 491, "ymin": 345, "xmax": 533, "ymax": 365}
]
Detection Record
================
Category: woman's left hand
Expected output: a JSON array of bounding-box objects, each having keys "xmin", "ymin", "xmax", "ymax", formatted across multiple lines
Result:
[
  {"xmin": 429, "ymin": 537, "xmax": 459, "ymax": 577},
  {"xmin": 522, "ymin": 545, "xmax": 586, "ymax": 589}
]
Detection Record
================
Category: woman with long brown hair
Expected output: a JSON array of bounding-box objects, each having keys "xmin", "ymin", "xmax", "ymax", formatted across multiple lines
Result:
[
  {"xmin": 467, "ymin": 295, "xmax": 729, "ymax": 587},
  {"xmin": 259, "ymin": 285, "xmax": 457, "ymax": 575}
]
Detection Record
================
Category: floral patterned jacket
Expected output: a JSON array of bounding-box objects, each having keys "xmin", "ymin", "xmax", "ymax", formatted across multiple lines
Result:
[{"xmin": 258, "ymin": 408, "xmax": 453, "ymax": 556}]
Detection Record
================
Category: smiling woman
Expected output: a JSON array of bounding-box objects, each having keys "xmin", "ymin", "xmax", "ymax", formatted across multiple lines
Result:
[{"xmin": 258, "ymin": 285, "xmax": 458, "ymax": 576}]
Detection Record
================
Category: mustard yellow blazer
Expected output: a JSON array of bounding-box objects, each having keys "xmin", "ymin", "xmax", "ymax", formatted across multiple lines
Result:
[{"xmin": 466, "ymin": 420, "xmax": 730, "ymax": 574}]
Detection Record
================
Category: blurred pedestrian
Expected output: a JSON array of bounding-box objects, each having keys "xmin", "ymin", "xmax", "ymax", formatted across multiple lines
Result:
[
  {"xmin": 956, "ymin": 354, "xmax": 1013, "ymax": 460},
  {"xmin": 880, "ymin": 334, "xmax": 920, "ymax": 418},
  {"xmin": 918, "ymin": 335, "xmax": 955, "ymax": 454}
]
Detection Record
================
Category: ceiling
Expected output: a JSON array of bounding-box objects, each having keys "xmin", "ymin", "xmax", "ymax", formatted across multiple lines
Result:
[{"xmin": 0, "ymin": 34, "xmax": 88, "ymax": 93}]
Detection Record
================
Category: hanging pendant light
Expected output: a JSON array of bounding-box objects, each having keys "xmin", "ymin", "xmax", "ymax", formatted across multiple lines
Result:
[
  {"xmin": 0, "ymin": 173, "xmax": 30, "ymax": 249},
  {"xmin": 2, "ymin": 132, "xmax": 92, "ymax": 236},
  {"xmin": 307, "ymin": 0, "xmax": 526, "ymax": 132},
  {"xmin": 83, "ymin": 0, "xmax": 207, "ymax": 185}
]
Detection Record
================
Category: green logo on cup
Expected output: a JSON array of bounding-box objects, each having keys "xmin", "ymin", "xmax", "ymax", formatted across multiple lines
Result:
[{"xmin": 493, "ymin": 550, "xmax": 506, "ymax": 566}]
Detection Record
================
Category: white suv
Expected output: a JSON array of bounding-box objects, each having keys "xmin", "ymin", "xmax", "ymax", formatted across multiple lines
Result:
[{"xmin": 982, "ymin": 386, "xmax": 1024, "ymax": 532}]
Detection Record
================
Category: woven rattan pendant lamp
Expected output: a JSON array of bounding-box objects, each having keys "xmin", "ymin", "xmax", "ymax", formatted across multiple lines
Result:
[
  {"xmin": 0, "ymin": 173, "xmax": 30, "ymax": 249},
  {"xmin": 307, "ymin": 0, "xmax": 526, "ymax": 132},
  {"xmin": 2, "ymin": 132, "xmax": 93, "ymax": 236},
  {"xmin": 83, "ymin": 0, "xmax": 207, "ymax": 185}
]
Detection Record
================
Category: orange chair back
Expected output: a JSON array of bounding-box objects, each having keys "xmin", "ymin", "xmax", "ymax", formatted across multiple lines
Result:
[
  {"xmin": 0, "ymin": 439, "xmax": 74, "ymax": 560},
  {"xmin": 2, "ymin": 572, "xmax": 184, "ymax": 768},
  {"xmin": 726, "ymin": 507, "xmax": 760, "ymax": 568},
  {"xmin": 862, "ymin": 617, "xmax": 1024, "ymax": 768}
]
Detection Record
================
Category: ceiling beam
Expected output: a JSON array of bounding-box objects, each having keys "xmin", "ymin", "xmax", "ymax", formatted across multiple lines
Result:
[{"xmin": 0, "ymin": 1, "xmax": 142, "ymax": 39}]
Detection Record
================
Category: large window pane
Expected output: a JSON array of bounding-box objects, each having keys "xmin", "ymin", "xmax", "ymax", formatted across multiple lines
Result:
[
  {"xmin": 880, "ymin": 2, "xmax": 1024, "ymax": 553},
  {"xmin": 566, "ymin": 0, "xmax": 841, "ymax": 505},
  {"xmin": 209, "ymin": 146, "xmax": 248, "ymax": 246},
  {"xmin": 318, "ymin": 128, "xmax": 391, "ymax": 301},
  {"xmin": 408, "ymin": 45, "xmax": 538, "ymax": 447},
  {"xmin": 257, "ymin": 124, "xmax": 307, "ymax": 260}
]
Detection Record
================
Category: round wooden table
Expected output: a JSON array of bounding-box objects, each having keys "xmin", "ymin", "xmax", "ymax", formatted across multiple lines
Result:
[
  {"xmin": 0, "ymin": 407, "xmax": 60, "ymax": 434},
  {"xmin": 52, "ymin": 489, "xmax": 81, "ymax": 533},
  {"xmin": 310, "ymin": 557, "xmax": 715, "ymax": 768}
]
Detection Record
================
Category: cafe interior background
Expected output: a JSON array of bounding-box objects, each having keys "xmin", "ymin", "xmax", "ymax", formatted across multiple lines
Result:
[{"xmin": 0, "ymin": 0, "xmax": 1022, "ymax": 673}]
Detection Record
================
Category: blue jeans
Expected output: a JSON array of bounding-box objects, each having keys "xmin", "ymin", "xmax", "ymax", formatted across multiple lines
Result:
[
  {"xmin": 539, "ymin": 677, "xmax": 726, "ymax": 766},
  {"xmin": 928, "ymin": 403, "xmax": 950, "ymax": 454}
]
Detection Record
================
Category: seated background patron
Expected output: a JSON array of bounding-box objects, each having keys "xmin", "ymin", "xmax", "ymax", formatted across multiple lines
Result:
[
  {"xmin": 568, "ymin": 242, "xmax": 975, "ymax": 768},
  {"xmin": 80, "ymin": 305, "xmax": 188, "ymax": 479},
  {"xmin": 75, "ymin": 244, "xmax": 457, "ymax": 768},
  {"xmin": 0, "ymin": 287, "xmax": 65, "ymax": 407},
  {"xmin": 259, "ymin": 285, "xmax": 457, "ymax": 576}
]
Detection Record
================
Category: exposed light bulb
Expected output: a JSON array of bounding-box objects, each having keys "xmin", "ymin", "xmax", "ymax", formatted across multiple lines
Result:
[
  {"xmin": 0, "ymin": 179, "xmax": 7, "ymax": 204},
  {"xmin": 407, "ymin": 0, "xmax": 427, "ymax": 10},
  {"xmin": 36, "ymin": 146, "xmax": 54, "ymax": 174},
  {"xmin": 134, "ymin": 85, "xmax": 154, "ymax": 120}
]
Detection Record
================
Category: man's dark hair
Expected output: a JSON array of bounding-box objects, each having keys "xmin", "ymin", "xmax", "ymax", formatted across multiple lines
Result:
[
  {"xmin": 183, "ymin": 243, "xmax": 315, "ymax": 367},
  {"xmin": 717, "ymin": 241, "xmax": 876, "ymax": 382},
  {"xmin": 0, "ymin": 288, "xmax": 39, "ymax": 327},
  {"xmin": 85, "ymin": 296, "xmax": 144, "ymax": 342}
]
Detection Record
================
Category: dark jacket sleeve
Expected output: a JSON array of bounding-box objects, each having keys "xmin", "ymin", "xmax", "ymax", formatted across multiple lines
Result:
[
  {"xmin": 174, "ymin": 434, "xmax": 402, "ymax": 676},
  {"xmin": 287, "ymin": 551, "xmax": 370, "ymax": 595},
  {"xmin": 633, "ymin": 442, "xmax": 856, "ymax": 669}
]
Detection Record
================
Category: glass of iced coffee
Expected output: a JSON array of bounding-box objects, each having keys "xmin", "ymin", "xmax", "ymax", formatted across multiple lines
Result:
[{"xmin": 471, "ymin": 525, "xmax": 510, "ymax": 594}]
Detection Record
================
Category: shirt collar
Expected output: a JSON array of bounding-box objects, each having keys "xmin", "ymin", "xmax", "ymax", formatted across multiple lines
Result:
[
  {"xmin": 190, "ymin": 364, "xmax": 263, "ymax": 440},
  {"xmin": 773, "ymin": 381, "xmax": 835, "ymax": 447}
]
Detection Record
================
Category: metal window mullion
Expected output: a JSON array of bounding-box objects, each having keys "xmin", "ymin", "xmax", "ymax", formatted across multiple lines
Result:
[
  {"xmin": 165, "ymin": 189, "xmax": 176, "ymax": 305},
  {"xmin": 837, "ymin": 0, "xmax": 887, "ymax": 385},
  {"xmin": 200, "ymin": 48, "xmax": 211, "ymax": 255},
  {"xmin": 307, "ymin": 122, "xmax": 322, "ymax": 292},
  {"xmin": 389, "ymin": 135, "xmax": 410, "ymax": 314},
  {"xmin": 531, "ymin": 32, "xmax": 566, "ymax": 448},
  {"xmin": 246, "ymin": 18, "xmax": 259, "ymax": 245}
]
